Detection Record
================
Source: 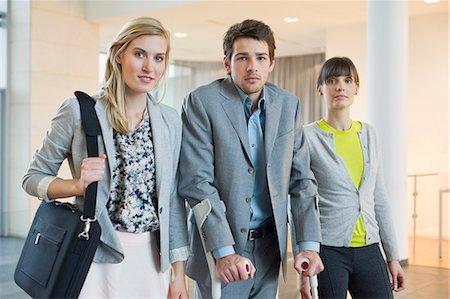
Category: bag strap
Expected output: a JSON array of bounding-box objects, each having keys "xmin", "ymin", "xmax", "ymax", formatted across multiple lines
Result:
[{"xmin": 74, "ymin": 91, "xmax": 102, "ymax": 219}]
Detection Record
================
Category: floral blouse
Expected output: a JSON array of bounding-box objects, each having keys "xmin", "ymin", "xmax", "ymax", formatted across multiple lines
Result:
[{"xmin": 107, "ymin": 110, "xmax": 160, "ymax": 233}]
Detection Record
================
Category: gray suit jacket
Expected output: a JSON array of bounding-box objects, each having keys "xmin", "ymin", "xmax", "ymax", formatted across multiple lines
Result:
[
  {"xmin": 22, "ymin": 93, "xmax": 189, "ymax": 272},
  {"xmin": 178, "ymin": 76, "xmax": 321, "ymax": 284}
]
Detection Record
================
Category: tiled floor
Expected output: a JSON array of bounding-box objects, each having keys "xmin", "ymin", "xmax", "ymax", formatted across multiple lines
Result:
[
  {"xmin": 278, "ymin": 258, "xmax": 449, "ymax": 299},
  {"xmin": 0, "ymin": 238, "xmax": 28, "ymax": 299},
  {"xmin": 1, "ymin": 237, "xmax": 449, "ymax": 298},
  {"xmin": 408, "ymin": 236, "xmax": 449, "ymax": 269}
]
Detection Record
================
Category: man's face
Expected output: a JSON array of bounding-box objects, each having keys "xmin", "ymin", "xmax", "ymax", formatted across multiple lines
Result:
[{"xmin": 224, "ymin": 37, "xmax": 275, "ymax": 102}]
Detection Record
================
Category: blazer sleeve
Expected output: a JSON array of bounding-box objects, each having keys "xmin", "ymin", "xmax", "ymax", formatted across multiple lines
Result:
[
  {"xmin": 22, "ymin": 97, "xmax": 78, "ymax": 200},
  {"xmin": 372, "ymin": 127, "xmax": 400, "ymax": 261},
  {"xmin": 288, "ymin": 98, "xmax": 322, "ymax": 245},
  {"xmin": 178, "ymin": 92, "xmax": 235, "ymax": 252},
  {"xmin": 166, "ymin": 108, "xmax": 190, "ymax": 262}
]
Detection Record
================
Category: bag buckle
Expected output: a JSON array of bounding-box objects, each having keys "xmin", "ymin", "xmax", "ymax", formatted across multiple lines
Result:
[{"xmin": 78, "ymin": 215, "xmax": 97, "ymax": 240}]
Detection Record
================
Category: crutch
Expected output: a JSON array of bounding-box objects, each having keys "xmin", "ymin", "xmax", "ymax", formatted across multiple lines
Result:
[
  {"xmin": 192, "ymin": 200, "xmax": 221, "ymax": 299},
  {"xmin": 298, "ymin": 257, "xmax": 319, "ymax": 299}
]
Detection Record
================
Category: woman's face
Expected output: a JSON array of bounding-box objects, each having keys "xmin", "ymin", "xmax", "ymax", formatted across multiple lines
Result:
[
  {"xmin": 117, "ymin": 34, "xmax": 167, "ymax": 98},
  {"xmin": 318, "ymin": 75, "xmax": 359, "ymax": 111}
]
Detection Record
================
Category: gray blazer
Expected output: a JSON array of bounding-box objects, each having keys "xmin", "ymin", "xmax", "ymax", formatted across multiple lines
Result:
[
  {"xmin": 22, "ymin": 93, "xmax": 189, "ymax": 272},
  {"xmin": 178, "ymin": 76, "xmax": 321, "ymax": 284},
  {"xmin": 303, "ymin": 122, "xmax": 399, "ymax": 260}
]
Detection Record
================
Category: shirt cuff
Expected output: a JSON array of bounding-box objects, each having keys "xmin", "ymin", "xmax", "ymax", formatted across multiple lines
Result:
[
  {"xmin": 37, "ymin": 176, "xmax": 57, "ymax": 199},
  {"xmin": 169, "ymin": 246, "xmax": 190, "ymax": 263},
  {"xmin": 212, "ymin": 245, "xmax": 235, "ymax": 259},
  {"xmin": 298, "ymin": 241, "xmax": 320, "ymax": 253}
]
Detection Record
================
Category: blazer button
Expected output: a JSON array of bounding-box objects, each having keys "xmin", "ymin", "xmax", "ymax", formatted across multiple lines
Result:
[
  {"xmin": 248, "ymin": 167, "xmax": 255, "ymax": 174},
  {"xmin": 246, "ymin": 197, "xmax": 251, "ymax": 203},
  {"xmin": 159, "ymin": 207, "xmax": 163, "ymax": 214},
  {"xmin": 240, "ymin": 228, "xmax": 248, "ymax": 234},
  {"xmin": 201, "ymin": 227, "xmax": 207, "ymax": 241}
]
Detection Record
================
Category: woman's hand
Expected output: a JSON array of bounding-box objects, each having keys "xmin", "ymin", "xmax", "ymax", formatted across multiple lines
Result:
[
  {"xmin": 47, "ymin": 154, "xmax": 107, "ymax": 199},
  {"xmin": 388, "ymin": 260, "xmax": 406, "ymax": 292},
  {"xmin": 168, "ymin": 261, "xmax": 188, "ymax": 299},
  {"xmin": 75, "ymin": 154, "xmax": 107, "ymax": 195}
]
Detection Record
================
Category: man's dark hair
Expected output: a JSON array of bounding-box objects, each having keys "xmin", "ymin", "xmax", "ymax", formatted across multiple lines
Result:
[{"xmin": 223, "ymin": 19, "xmax": 276, "ymax": 62}]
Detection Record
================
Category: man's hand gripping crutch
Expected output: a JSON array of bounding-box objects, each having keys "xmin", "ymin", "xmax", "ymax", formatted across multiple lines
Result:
[
  {"xmin": 294, "ymin": 253, "xmax": 322, "ymax": 299},
  {"xmin": 192, "ymin": 200, "xmax": 255, "ymax": 299}
]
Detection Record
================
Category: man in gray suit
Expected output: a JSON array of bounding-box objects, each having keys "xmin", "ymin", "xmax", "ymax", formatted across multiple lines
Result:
[{"xmin": 179, "ymin": 19, "xmax": 323, "ymax": 299}]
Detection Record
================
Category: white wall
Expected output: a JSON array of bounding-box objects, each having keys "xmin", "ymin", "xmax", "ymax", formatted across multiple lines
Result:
[
  {"xmin": 8, "ymin": 0, "xmax": 99, "ymax": 237},
  {"xmin": 325, "ymin": 22, "xmax": 368, "ymax": 122},
  {"xmin": 407, "ymin": 13, "xmax": 448, "ymax": 239},
  {"xmin": 325, "ymin": 12, "xmax": 449, "ymax": 246}
]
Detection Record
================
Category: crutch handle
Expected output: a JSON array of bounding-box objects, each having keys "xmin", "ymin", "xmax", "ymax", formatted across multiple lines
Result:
[
  {"xmin": 298, "ymin": 257, "xmax": 310, "ymax": 271},
  {"xmin": 244, "ymin": 260, "xmax": 251, "ymax": 274},
  {"xmin": 297, "ymin": 257, "xmax": 319, "ymax": 299}
]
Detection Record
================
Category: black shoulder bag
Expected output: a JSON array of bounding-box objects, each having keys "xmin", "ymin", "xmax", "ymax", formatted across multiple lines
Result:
[{"xmin": 14, "ymin": 91, "xmax": 103, "ymax": 298}]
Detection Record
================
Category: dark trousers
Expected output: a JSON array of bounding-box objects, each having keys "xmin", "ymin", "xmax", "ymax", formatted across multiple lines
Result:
[
  {"xmin": 197, "ymin": 232, "xmax": 280, "ymax": 299},
  {"xmin": 318, "ymin": 244, "xmax": 393, "ymax": 299}
]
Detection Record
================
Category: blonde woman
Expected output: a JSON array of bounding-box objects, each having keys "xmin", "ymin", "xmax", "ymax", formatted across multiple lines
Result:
[
  {"xmin": 22, "ymin": 17, "xmax": 189, "ymax": 298},
  {"xmin": 300, "ymin": 57, "xmax": 405, "ymax": 299}
]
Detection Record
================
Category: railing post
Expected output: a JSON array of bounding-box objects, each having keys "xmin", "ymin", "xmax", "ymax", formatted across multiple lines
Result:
[
  {"xmin": 408, "ymin": 173, "xmax": 439, "ymax": 256},
  {"xmin": 439, "ymin": 189, "xmax": 449, "ymax": 258}
]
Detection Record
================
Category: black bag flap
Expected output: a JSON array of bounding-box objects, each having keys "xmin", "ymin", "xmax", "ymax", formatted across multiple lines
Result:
[{"xmin": 34, "ymin": 217, "xmax": 67, "ymax": 246}]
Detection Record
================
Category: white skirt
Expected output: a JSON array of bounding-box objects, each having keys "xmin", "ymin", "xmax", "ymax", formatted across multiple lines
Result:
[{"xmin": 78, "ymin": 231, "xmax": 170, "ymax": 299}]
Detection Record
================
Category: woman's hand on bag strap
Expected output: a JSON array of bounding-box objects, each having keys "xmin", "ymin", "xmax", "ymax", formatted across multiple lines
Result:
[{"xmin": 77, "ymin": 154, "xmax": 107, "ymax": 194}]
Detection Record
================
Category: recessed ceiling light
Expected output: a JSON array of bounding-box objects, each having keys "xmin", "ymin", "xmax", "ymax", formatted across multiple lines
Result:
[
  {"xmin": 174, "ymin": 32, "xmax": 187, "ymax": 38},
  {"xmin": 424, "ymin": 0, "xmax": 440, "ymax": 3},
  {"xmin": 283, "ymin": 16, "xmax": 299, "ymax": 23}
]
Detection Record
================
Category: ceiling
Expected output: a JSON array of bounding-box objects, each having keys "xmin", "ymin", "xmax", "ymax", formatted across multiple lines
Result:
[{"xmin": 85, "ymin": 0, "xmax": 448, "ymax": 62}]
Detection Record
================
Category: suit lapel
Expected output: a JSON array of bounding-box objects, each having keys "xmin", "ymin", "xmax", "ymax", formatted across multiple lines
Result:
[
  {"xmin": 147, "ymin": 96, "xmax": 167, "ymax": 203},
  {"xmin": 93, "ymin": 97, "xmax": 115, "ymax": 214},
  {"xmin": 94, "ymin": 97, "xmax": 114, "ymax": 183},
  {"xmin": 264, "ymin": 89, "xmax": 282, "ymax": 162},
  {"xmin": 220, "ymin": 78, "xmax": 253, "ymax": 165}
]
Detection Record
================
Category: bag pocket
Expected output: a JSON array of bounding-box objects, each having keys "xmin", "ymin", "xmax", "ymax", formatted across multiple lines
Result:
[{"xmin": 19, "ymin": 217, "xmax": 67, "ymax": 287}]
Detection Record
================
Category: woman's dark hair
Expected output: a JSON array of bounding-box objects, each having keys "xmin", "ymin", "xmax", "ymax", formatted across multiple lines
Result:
[
  {"xmin": 317, "ymin": 57, "xmax": 359, "ymax": 86},
  {"xmin": 223, "ymin": 19, "xmax": 276, "ymax": 62}
]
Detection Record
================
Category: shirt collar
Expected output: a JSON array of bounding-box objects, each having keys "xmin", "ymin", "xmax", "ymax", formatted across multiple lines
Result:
[{"xmin": 231, "ymin": 80, "xmax": 266, "ymax": 114}]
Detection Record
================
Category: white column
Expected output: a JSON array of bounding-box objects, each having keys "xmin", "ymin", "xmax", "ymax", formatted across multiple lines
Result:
[
  {"xmin": 367, "ymin": 0, "xmax": 408, "ymax": 261},
  {"xmin": 8, "ymin": 0, "xmax": 31, "ymax": 237}
]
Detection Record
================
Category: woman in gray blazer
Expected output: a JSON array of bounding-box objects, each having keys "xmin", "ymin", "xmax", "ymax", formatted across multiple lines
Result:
[
  {"xmin": 22, "ymin": 17, "xmax": 189, "ymax": 298},
  {"xmin": 300, "ymin": 57, "xmax": 406, "ymax": 299}
]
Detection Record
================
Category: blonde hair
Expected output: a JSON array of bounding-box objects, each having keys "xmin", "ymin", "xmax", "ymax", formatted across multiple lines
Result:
[{"xmin": 103, "ymin": 17, "xmax": 170, "ymax": 134}]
